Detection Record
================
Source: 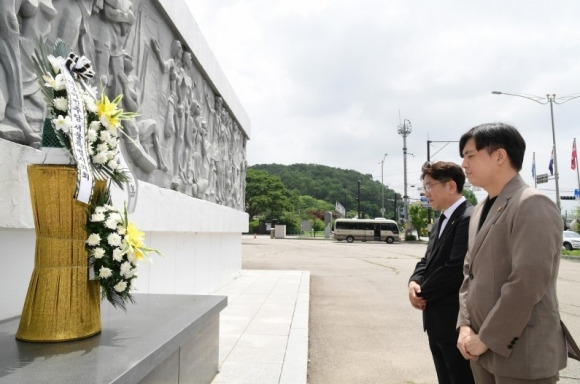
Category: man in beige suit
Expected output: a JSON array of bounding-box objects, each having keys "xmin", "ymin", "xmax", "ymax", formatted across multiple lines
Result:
[{"xmin": 456, "ymin": 122, "xmax": 568, "ymax": 383}]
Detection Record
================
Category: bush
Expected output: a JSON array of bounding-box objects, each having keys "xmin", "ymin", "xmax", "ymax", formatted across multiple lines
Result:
[
  {"xmin": 249, "ymin": 219, "xmax": 260, "ymax": 234},
  {"xmin": 280, "ymin": 211, "xmax": 301, "ymax": 234},
  {"xmin": 312, "ymin": 218, "xmax": 325, "ymax": 232}
]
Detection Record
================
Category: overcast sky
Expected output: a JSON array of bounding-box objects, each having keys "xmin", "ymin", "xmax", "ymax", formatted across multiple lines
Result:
[{"xmin": 185, "ymin": 0, "xmax": 580, "ymax": 214}]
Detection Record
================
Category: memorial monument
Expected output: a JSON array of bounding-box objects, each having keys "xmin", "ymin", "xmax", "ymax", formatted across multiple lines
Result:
[{"xmin": 0, "ymin": 0, "xmax": 249, "ymax": 330}]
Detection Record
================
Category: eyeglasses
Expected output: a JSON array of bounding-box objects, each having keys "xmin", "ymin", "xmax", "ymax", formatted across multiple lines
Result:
[{"xmin": 423, "ymin": 182, "xmax": 442, "ymax": 193}]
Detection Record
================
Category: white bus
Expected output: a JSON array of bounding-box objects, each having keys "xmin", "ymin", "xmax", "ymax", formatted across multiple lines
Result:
[{"xmin": 333, "ymin": 218, "xmax": 401, "ymax": 244}]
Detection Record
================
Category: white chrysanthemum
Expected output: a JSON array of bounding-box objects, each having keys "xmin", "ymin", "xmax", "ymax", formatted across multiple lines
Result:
[
  {"xmin": 86, "ymin": 233, "xmax": 101, "ymax": 246},
  {"xmin": 107, "ymin": 232, "xmax": 122, "ymax": 247},
  {"xmin": 87, "ymin": 128, "xmax": 98, "ymax": 142},
  {"xmin": 93, "ymin": 151, "xmax": 108, "ymax": 164},
  {"xmin": 127, "ymin": 249, "xmax": 138, "ymax": 263},
  {"xmin": 125, "ymin": 269, "xmax": 136, "ymax": 279},
  {"xmin": 47, "ymin": 54, "xmax": 63, "ymax": 74},
  {"xmin": 99, "ymin": 266, "xmax": 113, "ymax": 279},
  {"xmin": 108, "ymin": 143, "xmax": 118, "ymax": 152},
  {"xmin": 108, "ymin": 212, "xmax": 121, "ymax": 222},
  {"xmin": 53, "ymin": 97, "xmax": 68, "ymax": 112},
  {"xmin": 94, "ymin": 206, "xmax": 106, "ymax": 213},
  {"xmin": 107, "ymin": 137, "xmax": 119, "ymax": 155},
  {"xmin": 104, "ymin": 205, "xmax": 116, "ymax": 213},
  {"xmin": 112, "ymin": 247, "xmax": 124, "ymax": 262},
  {"xmin": 89, "ymin": 120, "xmax": 101, "ymax": 130},
  {"xmin": 99, "ymin": 130, "xmax": 112, "ymax": 142},
  {"xmin": 93, "ymin": 247, "xmax": 105, "ymax": 259},
  {"xmin": 53, "ymin": 74, "xmax": 67, "ymax": 91},
  {"xmin": 120, "ymin": 261, "xmax": 132, "ymax": 277},
  {"xmin": 106, "ymin": 122, "xmax": 119, "ymax": 134},
  {"xmin": 105, "ymin": 217, "xmax": 119, "ymax": 230},
  {"xmin": 107, "ymin": 159, "xmax": 119, "ymax": 170},
  {"xmin": 99, "ymin": 114, "xmax": 111, "ymax": 129},
  {"xmin": 83, "ymin": 95, "xmax": 97, "ymax": 113},
  {"xmin": 52, "ymin": 115, "xmax": 72, "ymax": 133},
  {"xmin": 96, "ymin": 143, "xmax": 108, "ymax": 152},
  {"xmin": 90, "ymin": 211, "xmax": 105, "ymax": 222},
  {"xmin": 113, "ymin": 281, "xmax": 127, "ymax": 292},
  {"xmin": 117, "ymin": 225, "xmax": 127, "ymax": 235}
]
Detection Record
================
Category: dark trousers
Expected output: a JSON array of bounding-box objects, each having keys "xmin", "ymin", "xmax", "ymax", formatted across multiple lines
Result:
[{"xmin": 428, "ymin": 337, "xmax": 475, "ymax": 384}]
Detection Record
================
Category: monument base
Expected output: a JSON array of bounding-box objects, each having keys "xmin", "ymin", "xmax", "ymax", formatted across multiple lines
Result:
[{"xmin": 0, "ymin": 294, "xmax": 227, "ymax": 384}]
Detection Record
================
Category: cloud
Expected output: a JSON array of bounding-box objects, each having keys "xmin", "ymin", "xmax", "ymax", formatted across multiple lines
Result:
[{"xmin": 186, "ymin": 0, "xmax": 580, "ymax": 210}]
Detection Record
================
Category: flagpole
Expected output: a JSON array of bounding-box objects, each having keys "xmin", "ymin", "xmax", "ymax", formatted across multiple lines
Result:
[
  {"xmin": 533, "ymin": 152, "xmax": 537, "ymax": 188},
  {"xmin": 574, "ymin": 138, "xmax": 580, "ymax": 195}
]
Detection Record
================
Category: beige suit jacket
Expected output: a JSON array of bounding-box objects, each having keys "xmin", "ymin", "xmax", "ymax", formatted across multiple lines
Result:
[{"xmin": 457, "ymin": 174, "xmax": 567, "ymax": 379}]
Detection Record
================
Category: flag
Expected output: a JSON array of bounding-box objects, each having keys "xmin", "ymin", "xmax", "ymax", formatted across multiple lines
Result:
[
  {"xmin": 572, "ymin": 139, "xmax": 577, "ymax": 171},
  {"xmin": 335, "ymin": 201, "xmax": 345, "ymax": 217},
  {"xmin": 532, "ymin": 152, "xmax": 536, "ymax": 179},
  {"xmin": 549, "ymin": 149, "xmax": 554, "ymax": 176}
]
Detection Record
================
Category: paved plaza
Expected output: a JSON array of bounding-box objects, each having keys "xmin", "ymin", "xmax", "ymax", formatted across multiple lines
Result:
[{"xmin": 213, "ymin": 235, "xmax": 580, "ymax": 384}]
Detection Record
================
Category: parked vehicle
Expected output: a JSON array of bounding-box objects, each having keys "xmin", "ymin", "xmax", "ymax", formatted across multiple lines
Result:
[
  {"xmin": 334, "ymin": 218, "xmax": 400, "ymax": 244},
  {"xmin": 563, "ymin": 231, "xmax": 580, "ymax": 251}
]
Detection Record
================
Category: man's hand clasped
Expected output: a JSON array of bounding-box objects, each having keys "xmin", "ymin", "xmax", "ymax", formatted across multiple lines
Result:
[
  {"xmin": 457, "ymin": 325, "xmax": 489, "ymax": 360},
  {"xmin": 408, "ymin": 281, "xmax": 427, "ymax": 311}
]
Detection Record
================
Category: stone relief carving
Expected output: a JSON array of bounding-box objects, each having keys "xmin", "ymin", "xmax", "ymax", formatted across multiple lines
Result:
[{"xmin": 0, "ymin": 0, "xmax": 248, "ymax": 211}]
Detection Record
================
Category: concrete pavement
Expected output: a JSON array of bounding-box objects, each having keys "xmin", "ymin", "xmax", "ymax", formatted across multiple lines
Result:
[
  {"xmin": 211, "ymin": 269, "xmax": 309, "ymax": 384},
  {"xmin": 212, "ymin": 235, "xmax": 580, "ymax": 384}
]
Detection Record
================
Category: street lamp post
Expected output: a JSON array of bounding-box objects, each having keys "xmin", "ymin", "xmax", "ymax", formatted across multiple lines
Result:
[
  {"xmin": 379, "ymin": 153, "xmax": 388, "ymax": 217},
  {"xmin": 492, "ymin": 91, "xmax": 580, "ymax": 212},
  {"xmin": 357, "ymin": 180, "xmax": 361, "ymax": 219},
  {"xmin": 398, "ymin": 119, "xmax": 412, "ymax": 232}
]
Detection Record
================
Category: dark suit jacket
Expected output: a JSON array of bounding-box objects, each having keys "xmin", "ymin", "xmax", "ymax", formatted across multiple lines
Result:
[{"xmin": 409, "ymin": 199, "xmax": 472, "ymax": 342}]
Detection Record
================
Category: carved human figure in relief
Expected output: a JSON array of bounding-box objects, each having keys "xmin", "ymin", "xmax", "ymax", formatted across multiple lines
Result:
[
  {"xmin": 88, "ymin": 0, "xmax": 135, "ymax": 97},
  {"xmin": 118, "ymin": 53, "xmax": 167, "ymax": 173},
  {"xmin": 179, "ymin": 51, "xmax": 196, "ymax": 187},
  {"xmin": 19, "ymin": 0, "xmax": 57, "ymax": 125},
  {"xmin": 0, "ymin": 0, "xmax": 43, "ymax": 147},
  {"xmin": 151, "ymin": 38, "xmax": 187, "ymax": 189}
]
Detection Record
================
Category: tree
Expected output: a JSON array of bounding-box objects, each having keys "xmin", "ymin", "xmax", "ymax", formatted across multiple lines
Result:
[
  {"xmin": 297, "ymin": 195, "xmax": 334, "ymax": 217},
  {"xmin": 245, "ymin": 169, "xmax": 293, "ymax": 220},
  {"xmin": 462, "ymin": 189, "xmax": 478, "ymax": 206},
  {"xmin": 409, "ymin": 203, "xmax": 429, "ymax": 239},
  {"xmin": 250, "ymin": 163, "xmax": 401, "ymax": 219},
  {"xmin": 280, "ymin": 211, "xmax": 301, "ymax": 233},
  {"xmin": 571, "ymin": 207, "xmax": 580, "ymax": 232}
]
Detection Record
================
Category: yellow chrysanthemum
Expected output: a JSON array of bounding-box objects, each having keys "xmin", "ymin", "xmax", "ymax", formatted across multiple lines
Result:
[{"xmin": 125, "ymin": 221, "xmax": 145, "ymax": 260}]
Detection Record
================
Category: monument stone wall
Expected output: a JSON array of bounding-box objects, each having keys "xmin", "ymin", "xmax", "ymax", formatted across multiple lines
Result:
[{"xmin": 0, "ymin": 0, "xmax": 249, "ymax": 320}]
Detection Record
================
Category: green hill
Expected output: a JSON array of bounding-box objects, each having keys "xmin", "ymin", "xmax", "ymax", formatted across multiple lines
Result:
[{"xmin": 249, "ymin": 163, "xmax": 402, "ymax": 219}]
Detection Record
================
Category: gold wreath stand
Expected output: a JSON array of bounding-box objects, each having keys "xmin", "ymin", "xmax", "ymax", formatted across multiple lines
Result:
[{"xmin": 16, "ymin": 165, "xmax": 103, "ymax": 342}]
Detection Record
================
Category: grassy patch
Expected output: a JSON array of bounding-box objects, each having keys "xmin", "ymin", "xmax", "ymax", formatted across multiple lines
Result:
[{"xmin": 562, "ymin": 249, "xmax": 580, "ymax": 261}]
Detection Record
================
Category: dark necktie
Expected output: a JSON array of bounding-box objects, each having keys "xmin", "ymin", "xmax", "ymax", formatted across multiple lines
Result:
[{"xmin": 436, "ymin": 214, "xmax": 446, "ymax": 239}]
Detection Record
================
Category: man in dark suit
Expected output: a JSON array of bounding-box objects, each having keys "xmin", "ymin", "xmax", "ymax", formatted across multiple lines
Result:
[{"xmin": 409, "ymin": 161, "xmax": 474, "ymax": 384}]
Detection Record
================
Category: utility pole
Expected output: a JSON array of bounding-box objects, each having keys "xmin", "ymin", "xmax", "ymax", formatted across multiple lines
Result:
[
  {"xmin": 398, "ymin": 118, "xmax": 412, "ymax": 233},
  {"xmin": 357, "ymin": 180, "xmax": 361, "ymax": 219},
  {"xmin": 492, "ymin": 91, "xmax": 580, "ymax": 212},
  {"xmin": 379, "ymin": 153, "xmax": 388, "ymax": 217}
]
